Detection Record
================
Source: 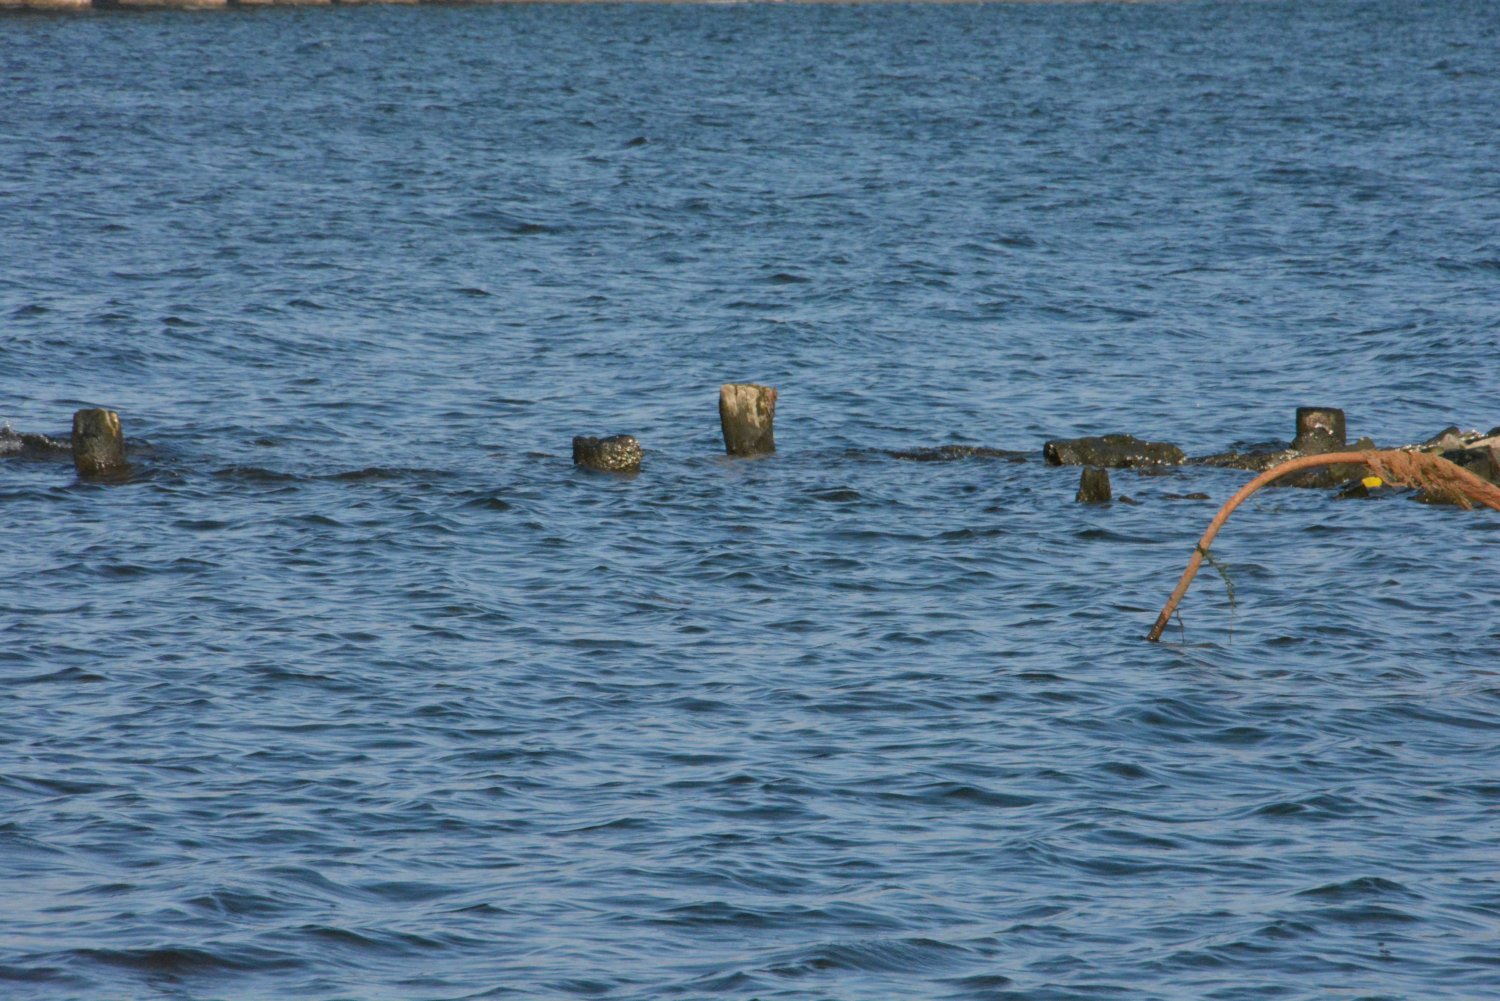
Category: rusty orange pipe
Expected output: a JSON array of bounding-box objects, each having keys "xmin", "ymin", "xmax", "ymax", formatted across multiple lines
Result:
[{"xmin": 1147, "ymin": 451, "xmax": 1500, "ymax": 642}]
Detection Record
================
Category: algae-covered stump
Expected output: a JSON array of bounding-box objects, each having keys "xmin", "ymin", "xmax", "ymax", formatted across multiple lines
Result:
[
  {"xmin": 719, "ymin": 383, "xmax": 777, "ymax": 457},
  {"xmin": 1076, "ymin": 467, "xmax": 1112, "ymax": 503},
  {"xmin": 72, "ymin": 408, "xmax": 126, "ymax": 477},
  {"xmin": 1292, "ymin": 406, "xmax": 1347, "ymax": 455}
]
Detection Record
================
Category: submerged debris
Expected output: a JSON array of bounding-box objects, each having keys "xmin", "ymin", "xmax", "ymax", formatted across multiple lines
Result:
[
  {"xmin": 571, "ymin": 434, "xmax": 643, "ymax": 473},
  {"xmin": 1076, "ymin": 467, "xmax": 1112, "ymax": 503},
  {"xmin": 1043, "ymin": 433, "xmax": 1185, "ymax": 468},
  {"xmin": 888, "ymin": 444, "xmax": 1028, "ymax": 463},
  {"xmin": 0, "ymin": 425, "xmax": 69, "ymax": 459}
]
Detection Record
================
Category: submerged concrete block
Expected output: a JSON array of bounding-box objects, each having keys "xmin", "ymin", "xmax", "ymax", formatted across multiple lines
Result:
[
  {"xmin": 719, "ymin": 383, "xmax": 776, "ymax": 457},
  {"xmin": 72, "ymin": 408, "xmax": 126, "ymax": 477},
  {"xmin": 887, "ymin": 444, "xmax": 1028, "ymax": 463},
  {"xmin": 1076, "ymin": 467, "xmax": 1112, "ymax": 503},
  {"xmin": 1043, "ymin": 433, "xmax": 1184, "ymax": 468},
  {"xmin": 572, "ymin": 434, "xmax": 642, "ymax": 473}
]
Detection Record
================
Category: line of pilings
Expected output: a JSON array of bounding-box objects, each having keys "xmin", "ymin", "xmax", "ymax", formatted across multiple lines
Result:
[
  {"xmin": 34, "ymin": 398, "xmax": 1492, "ymax": 508},
  {"xmin": 32, "ymin": 384, "xmax": 779, "ymax": 480},
  {"xmin": 573, "ymin": 382, "xmax": 776, "ymax": 473}
]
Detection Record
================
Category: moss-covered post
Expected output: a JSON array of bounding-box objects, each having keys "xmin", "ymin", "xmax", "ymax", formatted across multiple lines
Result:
[
  {"xmin": 1292, "ymin": 406, "xmax": 1346, "ymax": 455},
  {"xmin": 72, "ymin": 408, "xmax": 126, "ymax": 477},
  {"xmin": 719, "ymin": 384, "xmax": 776, "ymax": 456},
  {"xmin": 1076, "ymin": 467, "xmax": 1112, "ymax": 503}
]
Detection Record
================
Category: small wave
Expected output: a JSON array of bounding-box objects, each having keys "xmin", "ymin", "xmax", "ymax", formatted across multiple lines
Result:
[
  {"xmin": 71, "ymin": 944, "xmax": 297, "ymax": 975},
  {"xmin": 461, "ymin": 208, "xmax": 562, "ymax": 236},
  {"xmin": 767, "ymin": 936, "xmax": 972, "ymax": 977},
  {"xmin": 213, "ymin": 465, "xmax": 299, "ymax": 483},
  {"xmin": 1298, "ymin": 904, "xmax": 1424, "ymax": 927},
  {"xmin": 1247, "ymin": 792, "xmax": 1369, "ymax": 820},
  {"xmin": 325, "ymin": 466, "xmax": 446, "ymax": 483},
  {"xmin": 186, "ymin": 886, "xmax": 289, "ymax": 919},
  {"xmin": 806, "ymin": 487, "xmax": 862, "ymax": 503},
  {"xmin": 1295, "ymin": 876, "xmax": 1419, "ymax": 901}
]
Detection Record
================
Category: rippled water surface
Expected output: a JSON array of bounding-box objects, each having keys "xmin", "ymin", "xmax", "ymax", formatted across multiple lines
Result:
[{"xmin": 4, "ymin": 2, "xmax": 1500, "ymax": 998}]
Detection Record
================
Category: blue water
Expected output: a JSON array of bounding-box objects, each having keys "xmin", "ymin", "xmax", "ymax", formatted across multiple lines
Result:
[{"xmin": 4, "ymin": 2, "xmax": 1500, "ymax": 999}]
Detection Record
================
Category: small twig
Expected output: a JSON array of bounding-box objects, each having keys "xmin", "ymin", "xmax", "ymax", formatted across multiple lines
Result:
[{"xmin": 1198, "ymin": 544, "xmax": 1236, "ymax": 640}]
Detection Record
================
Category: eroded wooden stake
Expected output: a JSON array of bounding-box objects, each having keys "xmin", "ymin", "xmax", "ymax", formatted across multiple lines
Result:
[
  {"xmin": 72, "ymin": 408, "xmax": 126, "ymax": 477},
  {"xmin": 1076, "ymin": 467, "xmax": 1111, "ymax": 503},
  {"xmin": 719, "ymin": 384, "xmax": 777, "ymax": 456},
  {"xmin": 1292, "ymin": 406, "xmax": 1347, "ymax": 454}
]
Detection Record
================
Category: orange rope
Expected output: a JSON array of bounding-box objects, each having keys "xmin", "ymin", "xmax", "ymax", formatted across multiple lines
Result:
[{"xmin": 1146, "ymin": 450, "xmax": 1500, "ymax": 642}]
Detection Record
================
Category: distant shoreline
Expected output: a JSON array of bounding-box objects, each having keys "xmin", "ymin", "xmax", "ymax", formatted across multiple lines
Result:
[{"xmin": 3, "ymin": 0, "xmax": 1179, "ymax": 11}]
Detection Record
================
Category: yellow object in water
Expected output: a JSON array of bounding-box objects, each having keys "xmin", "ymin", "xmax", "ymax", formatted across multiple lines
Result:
[{"xmin": 1361, "ymin": 475, "xmax": 1383, "ymax": 488}]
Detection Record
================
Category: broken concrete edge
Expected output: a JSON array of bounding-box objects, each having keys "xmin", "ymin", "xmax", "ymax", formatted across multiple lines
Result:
[
  {"xmin": 1043, "ymin": 434, "xmax": 1186, "ymax": 468},
  {"xmin": 887, "ymin": 444, "xmax": 1028, "ymax": 463}
]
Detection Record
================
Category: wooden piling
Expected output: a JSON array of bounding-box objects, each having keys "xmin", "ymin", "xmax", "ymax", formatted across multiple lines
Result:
[
  {"xmin": 1076, "ymin": 467, "xmax": 1112, "ymax": 503},
  {"xmin": 72, "ymin": 409, "xmax": 126, "ymax": 478},
  {"xmin": 719, "ymin": 384, "xmax": 776, "ymax": 456},
  {"xmin": 1292, "ymin": 406, "xmax": 1346, "ymax": 455}
]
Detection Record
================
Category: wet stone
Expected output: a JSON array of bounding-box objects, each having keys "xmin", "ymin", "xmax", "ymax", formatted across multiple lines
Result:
[
  {"xmin": 1195, "ymin": 445, "xmax": 1297, "ymax": 472},
  {"xmin": 1276, "ymin": 436, "xmax": 1376, "ymax": 489},
  {"xmin": 1043, "ymin": 433, "xmax": 1185, "ymax": 468},
  {"xmin": 888, "ymin": 444, "xmax": 1028, "ymax": 463},
  {"xmin": 572, "ymin": 434, "xmax": 643, "ymax": 473},
  {"xmin": 0, "ymin": 426, "xmax": 70, "ymax": 459},
  {"xmin": 1436, "ymin": 444, "xmax": 1500, "ymax": 486}
]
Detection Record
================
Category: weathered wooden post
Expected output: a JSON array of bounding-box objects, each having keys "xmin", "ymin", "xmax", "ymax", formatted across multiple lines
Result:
[
  {"xmin": 1076, "ymin": 467, "xmax": 1112, "ymax": 503},
  {"xmin": 719, "ymin": 383, "xmax": 776, "ymax": 456},
  {"xmin": 1292, "ymin": 406, "xmax": 1346, "ymax": 455},
  {"xmin": 572, "ymin": 434, "xmax": 643, "ymax": 473},
  {"xmin": 72, "ymin": 408, "xmax": 126, "ymax": 477}
]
